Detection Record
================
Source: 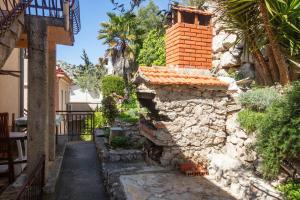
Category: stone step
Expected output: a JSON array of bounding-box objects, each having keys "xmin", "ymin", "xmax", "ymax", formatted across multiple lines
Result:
[
  {"xmin": 103, "ymin": 162, "xmax": 169, "ymax": 200},
  {"xmin": 106, "ymin": 149, "xmax": 144, "ymax": 163},
  {"xmin": 120, "ymin": 172, "xmax": 237, "ymax": 200},
  {"xmin": 95, "ymin": 136, "xmax": 145, "ymax": 163}
]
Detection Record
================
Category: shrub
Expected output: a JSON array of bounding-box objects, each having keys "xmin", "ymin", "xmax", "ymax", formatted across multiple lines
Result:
[
  {"xmin": 256, "ymin": 82, "xmax": 300, "ymax": 179},
  {"xmin": 278, "ymin": 181, "xmax": 300, "ymax": 200},
  {"xmin": 237, "ymin": 109, "xmax": 265, "ymax": 133},
  {"xmin": 101, "ymin": 96, "xmax": 118, "ymax": 126},
  {"xmin": 239, "ymin": 87, "xmax": 279, "ymax": 111},
  {"xmin": 94, "ymin": 112, "xmax": 107, "ymax": 128},
  {"xmin": 80, "ymin": 135, "xmax": 92, "ymax": 142},
  {"xmin": 119, "ymin": 110, "xmax": 140, "ymax": 124},
  {"xmin": 137, "ymin": 30, "xmax": 166, "ymax": 66},
  {"xmin": 118, "ymin": 92, "xmax": 140, "ymax": 124},
  {"xmin": 110, "ymin": 136, "xmax": 132, "ymax": 149},
  {"xmin": 101, "ymin": 75, "xmax": 125, "ymax": 97}
]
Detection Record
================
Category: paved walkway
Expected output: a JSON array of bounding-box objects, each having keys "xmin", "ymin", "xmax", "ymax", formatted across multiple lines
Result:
[{"xmin": 55, "ymin": 142, "xmax": 108, "ymax": 200}]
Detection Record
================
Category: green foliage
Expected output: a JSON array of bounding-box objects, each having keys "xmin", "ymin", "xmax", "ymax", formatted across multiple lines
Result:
[
  {"xmin": 99, "ymin": 12, "xmax": 143, "ymax": 100},
  {"xmin": 136, "ymin": 0, "xmax": 166, "ymax": 35},
  {"xmin": 73, "ymin": 50, "xmax": 108, "ymax": 96},
  {"xmin": 278, "ymin": 181, "xmax": 300, "ymax": 200},
  {"xmin": 266, "ymin": 0, "xmax": 300, "ymax": 58},
  {"xmin": 110, "ymin": 0, "xmax": 143, "ymax": 13},
  {"xmin": 101, "ymin": 75, "xmax": 125, "ymax": 97},
  {"xmin": 256, "ymin": 82, "xmax": 300, "ymax": 179},
  {"xmin": 118, "ymin": 93, "xmax": 140, "ymax": 124},
  {"xmin": 237, "ymin": 109, "xmax": 265, "ymax": 133},
  {"xmin": 110, "ymin": 136, "xmax": 132, "ymax": 149},
  {"xmin": 98, "ymin": 12, "xmax": 143, "ymax": 74},
  {"xmin": 217, "ymin": 0, "xmax": 300, "ymax": 83},
  {"xmin": 80, "ymin": 135, "xmax": 92, "ymax": 142},
  {"xmin": 118, "ymin": 111, "xmax": 139, "ymax": 124},
  {"xmin": 137, "ymin": 30, "xmax": 166, "ymax": 66},
  {"xmin": 101, "ymin": 96, "xmax": 119, "ymax": 126},
  {"xmin": 228, "ymin": 68, "xmax": 243, "ymax": 81},
  {"xmin": 238, "ymin": 87, "xmax": 279, "ymax": 111},
  {"xmin": 94, "ymin": 112, "xmax": 108, "ymax": 128},
  {"xmin": 180, "ymin": 0, "xmax": 206, "ymax": 8}
]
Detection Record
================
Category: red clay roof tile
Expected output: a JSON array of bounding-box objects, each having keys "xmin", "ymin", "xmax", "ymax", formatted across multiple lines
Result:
[{"xmin": 138, "ymin": 66, "xmax": 229, "ymax": 89}]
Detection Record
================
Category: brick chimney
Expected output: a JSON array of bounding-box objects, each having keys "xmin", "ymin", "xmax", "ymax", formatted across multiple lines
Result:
[{"xmin": 166, "ymin": 5, "xmax": 213, "ymax": 69}]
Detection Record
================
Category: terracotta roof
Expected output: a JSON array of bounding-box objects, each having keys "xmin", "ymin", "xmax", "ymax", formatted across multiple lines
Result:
[
  {"xmin": 138, "ymin": 66, "xmax": 229, "ymax": 89},
  {"xmin": 56, "ymin": 67, "xmax": 65, "ymax": 75},
  {"xmin": 56, "ymin": 67, "xmax": 72, "ymax": 83}
]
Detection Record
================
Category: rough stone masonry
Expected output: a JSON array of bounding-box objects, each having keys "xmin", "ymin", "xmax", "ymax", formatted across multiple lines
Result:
[
  {"xmin": 141, "ymin": 85, "xmax": 228, "ymax": 166},
  {"xmin": 134, "ymin": 4, "xmax": 282, "ymax": 200}
]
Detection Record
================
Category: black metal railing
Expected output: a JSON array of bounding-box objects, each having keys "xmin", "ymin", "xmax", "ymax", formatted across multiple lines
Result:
[
  {"xmin": 70, "ymin": 0, "xmax": 80, "ymax": 35},
  {"xmin": 0, "ymin": 0, "xmax": 33, "ymax": 36},
  {"xmin": 26, "ymin": 0, "xmax": 81, "ymax": 34},
  {"xmin": 56, "ymin": 111, "xmax": 95, "ymax": 142},
  {"xmin": 16, "ymin": 155, "xmax": 45, "ymax": 200},
  {"xmin": 0, "ymin": 0, "xmax": 80, "ymax": 37}
]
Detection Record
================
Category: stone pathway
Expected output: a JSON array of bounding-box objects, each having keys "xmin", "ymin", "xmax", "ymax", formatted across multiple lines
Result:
[
  {"xmin": 55, "ymin": 142, "xmax": 108, "ymax": 200},
  {"xmin": 120, "ymin": 173, "xmax": 236, "ymax": 200}
]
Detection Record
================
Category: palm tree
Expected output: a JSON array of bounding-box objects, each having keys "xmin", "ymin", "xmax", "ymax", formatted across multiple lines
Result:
[
  {"xmin": 218, "ymin": 0, "xmax": 274, "ymax": 85},
  {"xmin": 258, "ymin": 0, "xmax": 290, "ymax": 85},
  {"xmin": 265, "ymin": 0, "xmax": 300, "ymax": 80},
  {"xmin": 217, "ymin": 0, "xmax": 300, "ymax": 85},
  {"xmin": 98, "ymin": 12, "xmax": 142, "ymax": 100}
]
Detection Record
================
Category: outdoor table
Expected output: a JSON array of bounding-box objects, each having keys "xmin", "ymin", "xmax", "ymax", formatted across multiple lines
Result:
[
  {"xmin": 9, "ymin": 132, "xmax": 27, "ymax": 170},
  {"xmin": 15, "ymin": 115, "xmax": 63, "ymax": 127}
]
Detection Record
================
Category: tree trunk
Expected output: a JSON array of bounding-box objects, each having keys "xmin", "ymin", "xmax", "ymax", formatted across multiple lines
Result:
[
  {"xmin": 259, "ymin": 0, "xmax": 290, "ymax": 85},
  {"xmin": 122, "ymin": 52, "xmax": 130, "ymax": 101},
  {"xmin": 251, "ymin": 42, "xmax": 273, "ymax": 85},
  {"xmin": 266, "ymin": 44, "xmax": 280, "ymax": 83}
]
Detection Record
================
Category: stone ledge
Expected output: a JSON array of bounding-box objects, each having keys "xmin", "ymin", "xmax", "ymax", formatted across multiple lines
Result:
[
  {"xmin": 43, "ymin": 154, "xmax": 66, "ymax": 199},
  {"xmin": 95, "ymin": 136, "xmax": 144, "ymax": 163},
  {"xmin": 207, "ymin": 153, "xmax": 283, "ymax": 200},
  {"xmin": 95, "ymin": 134, "xmax": 171, "ymax": 200},
  {"xmin": 120, "ymin": 172, "xmax": 236, "ymax": 200}
]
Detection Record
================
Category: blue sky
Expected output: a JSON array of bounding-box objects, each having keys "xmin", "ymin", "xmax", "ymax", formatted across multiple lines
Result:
[{"xmin": 57, "ymin": 0, "xmax": 170, "ymax": 65}]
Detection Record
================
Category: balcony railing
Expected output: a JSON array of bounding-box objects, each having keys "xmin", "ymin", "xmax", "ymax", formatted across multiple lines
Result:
[
  {"xmin": 26, "ymin": 0, "xmax": 81, "ymax": 35},
  {"xmin": 56, "ymin": 111, "xmax": 95, "ymax": 142},
  {"xmin": 16, "ymin": 155, "xmax": 45, "ymax": 200},
  {"xmin": 0, "ymin": 0, "xmax": 33, "ymax": 36},
  {"xmin": 0, "ymin": 0, "xmax": 80, "ymax": 37}
]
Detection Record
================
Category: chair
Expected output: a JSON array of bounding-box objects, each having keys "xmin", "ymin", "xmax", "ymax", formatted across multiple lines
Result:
[
  {"xmin": 0, "ymin": 113, "xmax": 14, "ymax": 183},
  {"xmin": 10, "ymin": 113, "xmax": 15, "ymax": 132}
]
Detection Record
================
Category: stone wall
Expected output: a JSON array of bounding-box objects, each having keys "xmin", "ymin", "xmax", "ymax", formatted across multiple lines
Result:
[
  {"xmin": 142, "ymin": 86, "xmax": 257, "ymax": 167},
  {"xmin": 138, "ymin": 84, "xmax": 282, "ymax": 199},
  {"xmin": 206, "ymin": 2, "xmax": 255, "ymax": 79},
  {"xmin": 140, "ymin": 85, "xmax": 229, "ymax": 166},
  {"xmin": 114, "ymin": 120, "xmax": 142, "ymax": 144}
]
